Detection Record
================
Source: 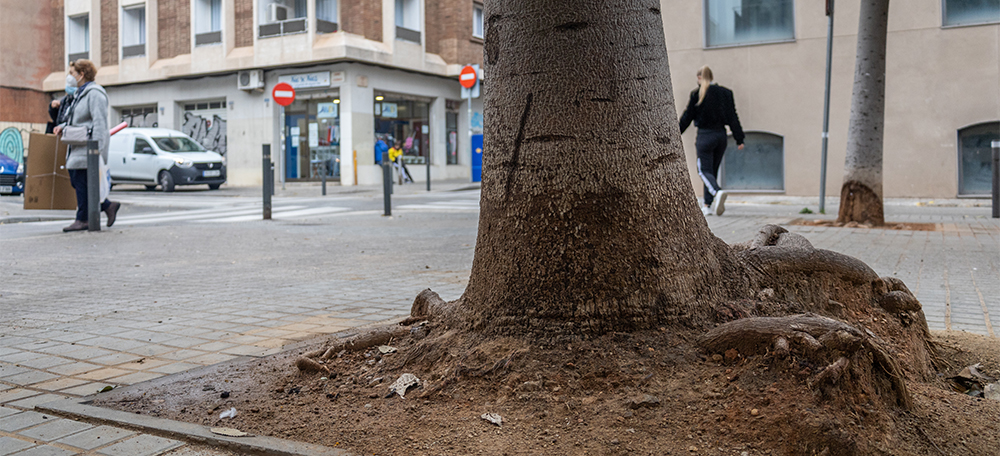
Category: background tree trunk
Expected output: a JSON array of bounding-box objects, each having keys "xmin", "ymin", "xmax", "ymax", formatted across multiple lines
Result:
[
  {"xmin": 461, "ymin": 0, "xmax": 742, "ymax": 339},
  {"xmin": 839, "ymin": 0, "xmax": 890, "ymax": 225}
]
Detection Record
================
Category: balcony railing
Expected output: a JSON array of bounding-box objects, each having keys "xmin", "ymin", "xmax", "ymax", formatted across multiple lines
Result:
[
  {"xmin": 68, "ymin": 51, "xmax": 89, "ymax": 63},
  {"xmin": 122, "ymin": 44, "xmax": 146, "ymax": 58},
  {"xmin": 195, "ymin": 31, "xmax": 222, "ymax": 45},
  {"xmin": 317, "ymin": 19, "xmax": 338, "ymax": 34},
  {"xmin": 396, "ymin": 26, "xmax": 420, "ymax": 43},
  {"xmin": 259, "ymin": 18, "xmax": 307, "ymax": 38}
]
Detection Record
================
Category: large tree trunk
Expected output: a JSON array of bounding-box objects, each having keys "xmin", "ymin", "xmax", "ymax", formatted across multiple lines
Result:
[
  {"xmin": 459, "ymin": 0, "xmax": 742, "ymax": 339},
  {"xmin": 838, "ymin": 0, "xmax": 890, "ymax": 225}
]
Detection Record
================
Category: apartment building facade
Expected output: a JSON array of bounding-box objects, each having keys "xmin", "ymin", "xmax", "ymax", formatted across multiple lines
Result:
[
  {"xmin": 663, "ymin": 0, "xmax": 999, "ymax": 199},
  {"xmin": 34, "ymin": 0, "xmax": 485, "ymax": 186}
]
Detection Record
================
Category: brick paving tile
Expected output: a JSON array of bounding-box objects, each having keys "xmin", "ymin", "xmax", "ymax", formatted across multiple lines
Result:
[{"xmin": 148, "ymin": 362, "xmax": 201, "ymax": 375}]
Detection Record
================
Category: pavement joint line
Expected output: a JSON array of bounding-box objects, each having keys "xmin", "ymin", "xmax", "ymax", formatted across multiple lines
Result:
[{"xmin": 968, "ymin": 270, "xmax": 995, "ymax": 337}]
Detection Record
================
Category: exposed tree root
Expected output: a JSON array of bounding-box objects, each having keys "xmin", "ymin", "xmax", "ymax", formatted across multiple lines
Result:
[
  {"xmin": 295, "ymin": 290, "xmax": 449, "ymax": 372},
  {"xmin": 700, "ymin": 313, "xmax": 912, "ymax": 409}
]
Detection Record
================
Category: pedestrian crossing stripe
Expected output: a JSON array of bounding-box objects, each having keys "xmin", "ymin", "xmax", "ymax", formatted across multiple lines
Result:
[{"xmin": 396, "ymin": 200, "xmax": 480, "ymax": 211}]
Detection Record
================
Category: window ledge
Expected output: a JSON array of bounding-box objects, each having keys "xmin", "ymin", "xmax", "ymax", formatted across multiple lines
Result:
[
  {"xmin": 704, "ymin": 38, "xmax": 795, "ymax": 50},
  {"xmin": 470, "ymin": 35, "xmax": 483, "ymax": 44},
  {"xmin": 941, "ymin": 20, "xmax": 1000, "ymax": 29}
]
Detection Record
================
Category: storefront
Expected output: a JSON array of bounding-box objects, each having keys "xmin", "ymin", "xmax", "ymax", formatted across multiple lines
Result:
[
  {"xmin": 374, "ymin": 91, "xmax": 430, "ymax": 166},
  {"xmin": 279, "ymin": 71, "xmax": 342, "ymax": 182}
]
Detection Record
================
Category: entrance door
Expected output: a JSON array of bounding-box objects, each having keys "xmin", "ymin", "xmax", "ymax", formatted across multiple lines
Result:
[
  {"xmin": 284, "ymin": 98, "xmax": 340, "ymax": 181},
  {"xmin": 471, "ymin": 133, "xmax": 483, "ymax": 182},
  {"xmin": 285, "ymin": 113, "xmax": 306, "ymax": 179}
]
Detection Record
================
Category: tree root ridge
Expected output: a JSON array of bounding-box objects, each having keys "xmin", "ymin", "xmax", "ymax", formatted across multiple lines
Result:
[
  {"xmin": 296, "ymin": 289, "xmax": 450, "ymax": 373},
  {"xmin": 699, "ymin": 313, "xmax": 912, "ymax": 409},
  {"xmin": 736, "ymin": 224, "xmax": 878, "ymax": 287}
]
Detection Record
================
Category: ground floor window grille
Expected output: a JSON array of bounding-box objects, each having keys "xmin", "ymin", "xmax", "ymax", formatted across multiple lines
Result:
[
  {"xmin": 958, "ymin": 121, "xmax": 999, "ymax": 196},
  {"xmin": 719, "ymin": 131, "xmax": 784, "ymax": 191}
]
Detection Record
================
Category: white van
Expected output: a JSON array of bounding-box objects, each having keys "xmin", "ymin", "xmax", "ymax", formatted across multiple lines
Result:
[{"xmin": 108, "ymin": 128, "xmax": 226, "ymax": 192}]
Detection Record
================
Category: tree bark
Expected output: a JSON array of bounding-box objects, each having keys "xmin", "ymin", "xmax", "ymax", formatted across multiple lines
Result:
[
  {"xmin": 460, "ymin": 0, "xmax": 741, "ymax": 339},
  {"xmin": 838, "ymin": 0, "xmax": 890, "ymax": 225}
]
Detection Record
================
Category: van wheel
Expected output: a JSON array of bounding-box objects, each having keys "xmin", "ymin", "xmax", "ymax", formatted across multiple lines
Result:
[
  {"xmin": 158, "ymin": 171, "xmax": 175, "ymax": 192},
  {"xmin": 208, "ymin": 184, "xmax": 221, "ymax": 190}
]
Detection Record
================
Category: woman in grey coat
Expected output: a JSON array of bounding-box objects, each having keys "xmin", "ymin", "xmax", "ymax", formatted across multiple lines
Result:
[{"xmin": 54, "ymin": 59, "xmax": 120, "ymax": 232}]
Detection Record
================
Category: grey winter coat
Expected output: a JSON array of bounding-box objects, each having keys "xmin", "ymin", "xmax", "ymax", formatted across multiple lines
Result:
[{"xmin": 63, "ymin": 82, "xmax": 109, "ymax": 169}]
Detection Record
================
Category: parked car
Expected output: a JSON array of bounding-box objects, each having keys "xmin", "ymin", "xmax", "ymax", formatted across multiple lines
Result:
[
  {"xmin": 0, "ymin": 154, "xmax": 25, "ymax": 196},
  {"xmin": 108, "ymin": 128, "xmax": 225, "ymax": 192}
]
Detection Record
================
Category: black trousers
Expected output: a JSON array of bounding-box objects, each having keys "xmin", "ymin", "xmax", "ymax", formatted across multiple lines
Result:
[
  {"xmin": 695, "ymin": 129, "xmax": 728, "ymax": 206},
  {"xmin": 69, "ymin": 169, "xmax": 111, "ymax": 222}
]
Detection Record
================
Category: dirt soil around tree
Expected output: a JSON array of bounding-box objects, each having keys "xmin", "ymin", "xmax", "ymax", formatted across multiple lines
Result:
[{"xmin": 94, "ymin": 324, "xmax": 1000, "ymax": 456}]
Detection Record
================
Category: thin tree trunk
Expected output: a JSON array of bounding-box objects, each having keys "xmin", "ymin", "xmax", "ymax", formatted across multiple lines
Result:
[
  {"xmin": 839, "ymin": 0, "xmax": 890, "ymax": 225},
  {"xmin": 461, "ymin": 0, "xmax": 740, "ymax": 339}
]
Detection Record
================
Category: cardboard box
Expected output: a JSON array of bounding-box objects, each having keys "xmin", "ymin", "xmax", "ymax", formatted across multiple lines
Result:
[{"xmin": 24, "ymin": 133, "xmax": 76, "ymax": 210}]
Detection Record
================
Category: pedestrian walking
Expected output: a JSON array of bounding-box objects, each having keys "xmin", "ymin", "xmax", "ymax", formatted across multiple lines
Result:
[
  {"xmin": 374, "ymin": 134, "xmax": 389, "ymax": 164},
  {"xmin": 46, "ymin": 74, "xmax": 78, "ymax": 134},
  {"xmin": 53, "ymin": 59, "xmax": 120, "ymax": 232},
  {"xmin": 679, "ymin": 65, "xmax": 745, "ymax": 216}
]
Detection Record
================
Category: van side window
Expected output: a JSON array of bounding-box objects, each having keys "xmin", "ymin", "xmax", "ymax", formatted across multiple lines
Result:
[{"xmin": 135, "ymin": 138, "xmax": 153, "ymax": 154}]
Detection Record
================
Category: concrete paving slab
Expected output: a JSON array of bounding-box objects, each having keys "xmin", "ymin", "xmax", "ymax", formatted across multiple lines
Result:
[
  {"xmin": 0, "ymin": 411, "xmax": 52, "ymax": 432},
  {"xmin": 17, "ymin": 418, "xmax": 93, "ymax": 442},
  {"xmin": 5, "ymin": 394, "xmax": 69, "ymax": 410},
  {"xmin": 0, "ymin": 437, "xmax": 35, "ymax": 455},
  {"xmin": 52, "ymin": 425, "xmax": 136, "ymax": 450},
  {"xmin": 96, "ymin": 434, "xmax": 184, "ymax": 456},
  {"xmin": 8, "ymin": 445, "xmax": 77, "ymax": 456}
]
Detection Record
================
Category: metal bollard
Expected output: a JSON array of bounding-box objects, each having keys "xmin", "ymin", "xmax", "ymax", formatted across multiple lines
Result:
[
  {"xmin": 86, "ymin": 139, "xmax": 101, "ymax": 232},
  {"xmin": 992, "ymin": 140, "xmax": 999, "ymax": 219},
  {"xmin": 321, "ymin": 161, "xmax": 327, "ymax": 196},
  {"xmin": 426, "ymin": 157, "xmax": 431, "ymax": 191},
  {"xmin": 263, "ymin": 144, "xmax": 272, "ymax": 220},
  {"xmin": 382, "ymin": 152, "xmax": 392, "ymax": 216}
]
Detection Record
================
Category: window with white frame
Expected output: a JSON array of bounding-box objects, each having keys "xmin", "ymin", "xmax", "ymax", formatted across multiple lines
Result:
[
  {"xmin": 472, "ymin": 3, "xmax": 483, "ymax": 38},
  {"xmin": 704, "ymin": 0, "xmax": 794, "ymax": 48},
  {"xmin": 122, "ymin": 5, "xmax": 146, "ymax": 57},
  {"xmin": 395, "ymin": 0, "xmax": 420, "ymax": 43},
  {"xmin": 957, "ymin": 122, "xmax": 999, "ymax": 196},
  {"xmin": 719, "ymin": 132, "xmax": 784, "ymax": 191},
  {"xmin": 67, "ymin": 14, "xmax": 90, "ymax": 61},
  {"xmin": 943, "ymin": 0, "xmax": 1000, "ymax": 26},
  {"xmin": 259, "ymin": 0, "xmax": 308, "ymax": 37},
  {"xmin": 317, "ymin": 0, "xmax": 338, "ymax": 33},
  {"xmin": 195, "ymin": 0, "xmax": 222, "ymax": 45}
]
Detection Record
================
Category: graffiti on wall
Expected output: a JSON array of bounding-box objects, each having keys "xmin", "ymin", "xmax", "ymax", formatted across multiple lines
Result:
[
  {"xmin": 0, "ymin": 127, "xmax": 25, "ymax": 165},
  {"xmin": 182, "ymin": 112, "xmax": 227, "ymax": 155},
  {"xmin": 121, "ymin": 107, "xmax": 158, "ymax": 128}
]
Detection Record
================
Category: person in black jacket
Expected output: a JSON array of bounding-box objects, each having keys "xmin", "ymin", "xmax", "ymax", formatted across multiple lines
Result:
[
  {"xmin": 45, "ymin": 74, "xmax": 78, "ymax": 134},
  {"xmin": 679, "ymin": 65, "xmax": 745, "ymax": 216}
]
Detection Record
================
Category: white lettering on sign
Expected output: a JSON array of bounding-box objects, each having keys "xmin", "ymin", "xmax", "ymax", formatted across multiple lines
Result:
[{"xmin": 278, "ymin": 71, "xmax": 335, "ymax": 89}]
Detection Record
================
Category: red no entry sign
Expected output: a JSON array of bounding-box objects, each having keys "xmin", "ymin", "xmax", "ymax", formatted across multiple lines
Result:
[
  {"xmin": 272, "ymin": 82, "xmax": 295, "ymax": 106},
  {"xmin": 459, "ymin": 65, "xmax": 477, "ymax": 89}
]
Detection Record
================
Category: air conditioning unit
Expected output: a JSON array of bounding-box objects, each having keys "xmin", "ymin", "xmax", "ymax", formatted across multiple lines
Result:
[
  {"xmin": 268, "ymin": 3, "xmax": 289, "ymax": 22},
  {"xmin": 237, "ymin": 70, "xmax": 264, "ymax": 91}
]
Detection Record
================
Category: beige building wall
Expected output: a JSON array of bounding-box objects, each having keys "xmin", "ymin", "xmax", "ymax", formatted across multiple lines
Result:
[{"xmin": 663, "ymin": 0, "xmax": 1000, "ymax": 199}]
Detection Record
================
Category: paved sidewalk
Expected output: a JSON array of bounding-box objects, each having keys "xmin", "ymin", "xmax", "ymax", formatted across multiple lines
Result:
[{"xmin": 0, "ymin": 189, "xmax": 997, "ymax": 455}]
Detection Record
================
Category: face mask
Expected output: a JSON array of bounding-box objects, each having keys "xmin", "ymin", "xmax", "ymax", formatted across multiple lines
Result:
[{"xmin": 65, "ymin": 85, "xmax": 77, "ymax": 95}]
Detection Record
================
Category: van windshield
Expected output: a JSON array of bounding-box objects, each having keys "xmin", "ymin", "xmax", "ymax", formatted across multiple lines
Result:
[{"xmin": 152, "ymin": 137, "xmax": 206, "ymax": 153}]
